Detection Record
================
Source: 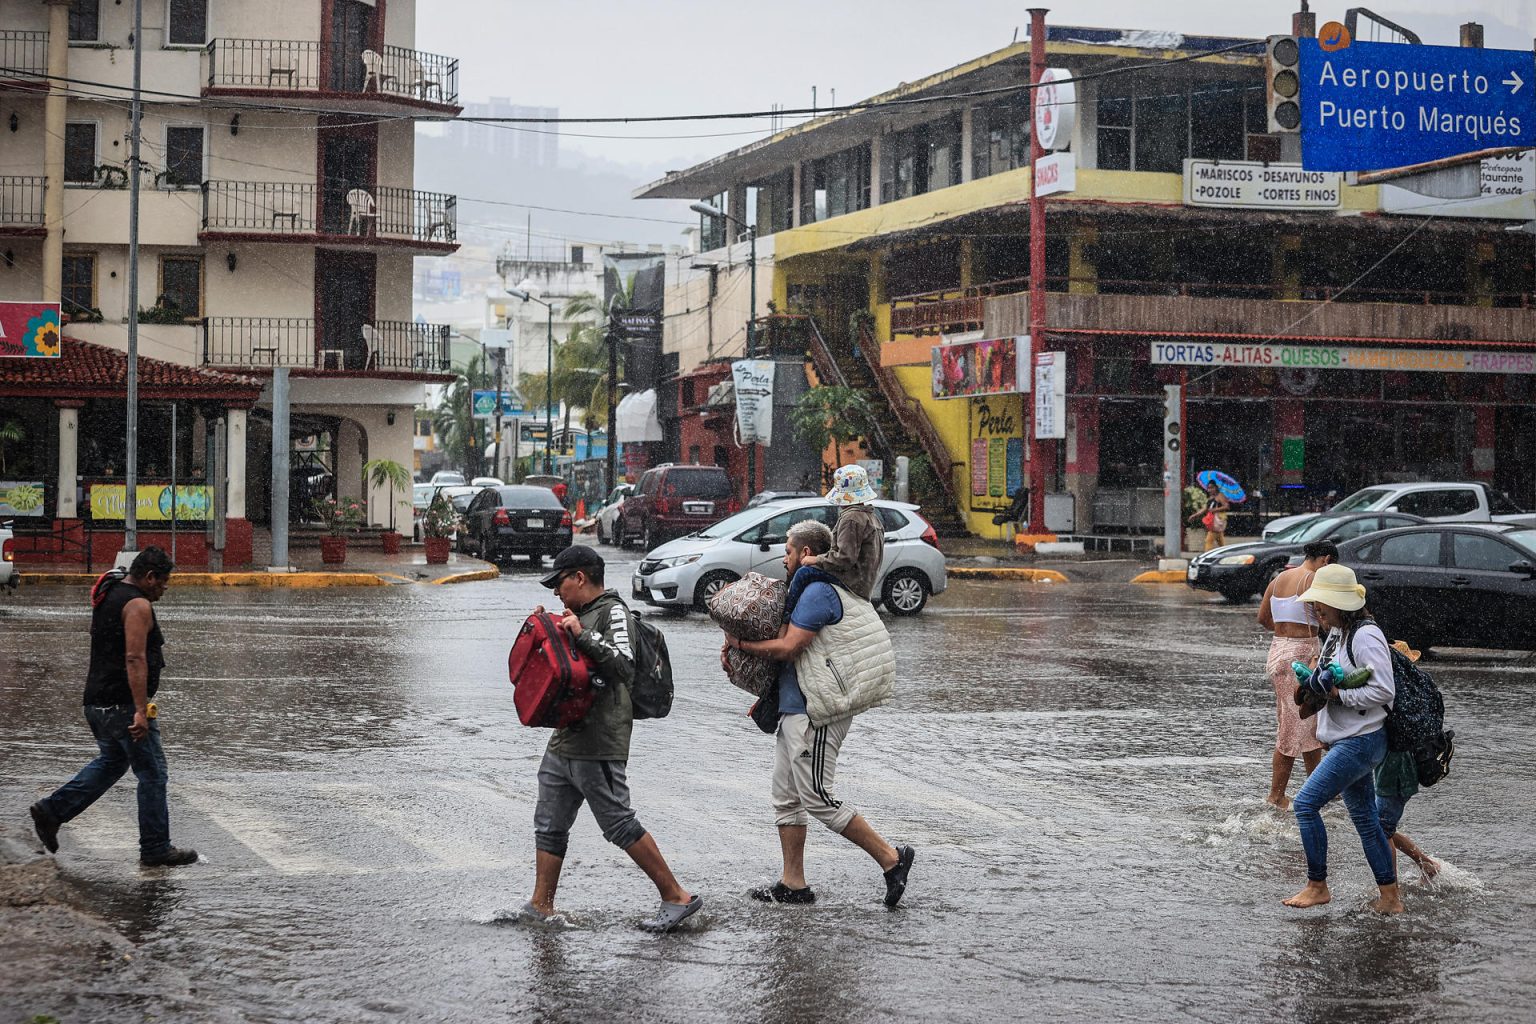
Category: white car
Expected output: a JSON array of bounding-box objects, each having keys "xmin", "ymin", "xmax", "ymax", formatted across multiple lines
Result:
[
  {"xmin": 630, "ymin": 498, "xmax": 947, "ymax": 616},
  {"xmin": 594, "ymin": 483, "xmax": 633, "ymax": 545},
  {"xmin": 1263, "ymin": 481, "xmax": 1536, "ymax": 540},
  {"xmin": 430, "ymin": 470, "xmax": 466, "ymax": 486},
  {"xmin": 0, "ymin": 524, "xmax": 15, "ymax": 588},
  {"xmin": 470, "ymin": 477, "xmax": 505, "ymax": 488}
]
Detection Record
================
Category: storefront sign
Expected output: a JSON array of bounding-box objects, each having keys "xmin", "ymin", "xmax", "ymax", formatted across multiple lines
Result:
[
  {"xmin": 969, "ymin": 397, "xmax": 1023, "ymax": 513},
  {"xmin": 0, "ymin": 481, "xmax": 46, "ymax": 517},
  {"xmin": 1033, "ymin": 352, "xmax": 1066, "ymax": 440},
  {"xmin": 1150, "ymin": 340, "xmax": 1536, "ymax": 375},
  {"xmin": 932, "ymin": 335, "xmax": 1030, "ymax": 399},
  {"xmin": 1182, "ymin": 160, "xmax": 1341, "ymax": 209},
  {"xmin": 731, "ymin": 360, "xmax": 775, "ymax": 445},
  {"xmin": 1034, "ymin": 68, "xmax": 1077, "ymax": 151},
  {"xmin": 1035, "ymin": 152, "xmax": 1076, "ymax": 197},
  {"xmin": 0, "ymin": 302, "xmax": 62, "ymax": 359},
  {"xmin": 89, "ymin": 484, "xmax": 215, "ymax": 522}
]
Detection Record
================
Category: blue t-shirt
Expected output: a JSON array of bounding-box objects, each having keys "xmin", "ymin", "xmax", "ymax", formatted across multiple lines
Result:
[{"xmin": 778, "ymin": 581, "xmax": 843, "ymax": 715}]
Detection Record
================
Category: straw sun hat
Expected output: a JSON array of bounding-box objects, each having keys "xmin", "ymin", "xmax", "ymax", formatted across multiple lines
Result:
[{"xmin": 1298, "ymin": 563, "xmax": 1367, "ymax": 611}]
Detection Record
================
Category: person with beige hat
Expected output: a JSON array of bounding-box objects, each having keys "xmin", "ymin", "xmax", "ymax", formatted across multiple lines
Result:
[{"xmin": 1282, "ymin": 563, "xmax": 1404, "ymax": 914}]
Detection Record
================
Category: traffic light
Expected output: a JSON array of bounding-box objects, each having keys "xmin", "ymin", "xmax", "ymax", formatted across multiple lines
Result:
[{"xmin": 1266, "ymin": 35, "xmax": 1301, "ymax": 132}]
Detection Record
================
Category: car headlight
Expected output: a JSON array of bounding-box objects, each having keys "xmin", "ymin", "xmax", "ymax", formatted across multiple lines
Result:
[
  {"xmin": 1218, "ymin": 554, "xmax": 1256, "ymax": 566},
  {"xmin": 654, "ymin": 554, "xmax": 702, "ymax": 569}
]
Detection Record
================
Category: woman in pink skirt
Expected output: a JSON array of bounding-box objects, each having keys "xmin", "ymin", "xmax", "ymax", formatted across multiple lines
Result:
[{"xmin": 1255, "ymin": 541, "xmax": 1334, "ymax": 809}]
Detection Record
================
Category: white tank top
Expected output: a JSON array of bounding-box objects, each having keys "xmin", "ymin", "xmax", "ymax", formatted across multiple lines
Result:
[{"xmin": 1269, "ymin": 592, "xmax": 1313, "ymax": 626}]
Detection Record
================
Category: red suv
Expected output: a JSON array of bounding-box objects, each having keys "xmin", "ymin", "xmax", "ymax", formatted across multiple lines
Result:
[{"xmin": 617, "ymin": 464, "xmax": 739, "ymax": 550}]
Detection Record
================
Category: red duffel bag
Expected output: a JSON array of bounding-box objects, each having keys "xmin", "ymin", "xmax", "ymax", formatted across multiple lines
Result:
[{"xmin": 508, "ymin": 611, "xmax": 596, "ymax": 728}]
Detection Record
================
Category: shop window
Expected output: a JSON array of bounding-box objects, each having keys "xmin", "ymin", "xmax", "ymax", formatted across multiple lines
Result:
[
  {"xmin": 158, "ymin": 255, "xmax": 203, "ymax": 319},
  {"xmin": 972, "ymin": 97, "xmax": 1031, "ymax": 179},
  {"xmin": 64, "ymin": 123, "xmax": 97, "ymax": 184},
  {"xmin": 61, "ymin": 254, "xmax": 96, "ymax": 317},
  {"xmin": 69, "ymin": 0, "xmax": 100, "ymax": 42},
  {"xmin": 164, "ymin": 125, "xmax": 204, "ymax": 187},
  {"xmin": 167, "ymin": 0, "xmax": 207, "ymax": 46}
]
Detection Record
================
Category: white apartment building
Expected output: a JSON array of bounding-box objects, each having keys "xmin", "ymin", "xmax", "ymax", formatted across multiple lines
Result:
[{"xmin": 0, "ymin": 0, "xmax": 459, "ymax": 563}]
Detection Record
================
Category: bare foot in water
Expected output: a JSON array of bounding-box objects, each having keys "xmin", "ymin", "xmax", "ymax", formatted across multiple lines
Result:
[
  {"xmin": 1370, "ymin": 892, "xmax": 1405, "ymax": 914},
  {"xmin": 1283, "ymin": 882, "xmax": 1331, "ymax": 908},
  {"xmin": 1264, "ymin": 794, "xmax": 1291, "ymax": 812}
]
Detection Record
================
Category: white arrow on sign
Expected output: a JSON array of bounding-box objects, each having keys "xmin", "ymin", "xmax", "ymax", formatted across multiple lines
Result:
[{"xmin": 1505, "ymin": 70, "xmax": 1524, "ymax": 95}]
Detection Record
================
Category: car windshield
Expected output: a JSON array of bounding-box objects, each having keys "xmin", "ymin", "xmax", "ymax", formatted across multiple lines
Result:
[
  {"xmin": 693, "ymin": 505, "xmax": 776, "ymax": 539},
  {"xmin": 1488, "ymin": 489, "xmax": 1526, "ymax": 515},
  {"xmin": 1289, "ymin": 515, "xmax": 1353, "ymax": 542},
  {"xmin": 1269, "ymin": 517, "xmax": 1322, "ymax": 542},
  {"xmin": 1330, "ymin": 488, "xmax": 1392, "ymax": 513}
]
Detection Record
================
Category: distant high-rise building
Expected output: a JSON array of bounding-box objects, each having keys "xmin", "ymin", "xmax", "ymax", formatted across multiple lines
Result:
[{"xmin": 452, "ymin": 98, "xmax": 560, "ymax": 168}]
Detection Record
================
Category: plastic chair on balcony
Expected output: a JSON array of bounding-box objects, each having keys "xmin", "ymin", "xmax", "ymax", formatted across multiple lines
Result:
[
  {"xmin": 345, "ymin": 189, "xmax": 377, "ymax": 235},
  {"xmin": 360, "ymin": 323, "xmax": 380, "ymax": 370},
  {"xmin": 270, "ymin": 189, "xmax": 303, "ymax": 231},
  {"xmin": 402, "ymin": 57, "xmax": 443, "ymax": 100},
  {"xmin": 360, "ymin": 49, "xmax": 395, "ymax": 93},
  {"xmin": 267, "ymin": 44, "xmax": 299, "ymax": 87},
  {"xmin": 423, "ymin": 197, "xmax": 452, "ymax": 240}
]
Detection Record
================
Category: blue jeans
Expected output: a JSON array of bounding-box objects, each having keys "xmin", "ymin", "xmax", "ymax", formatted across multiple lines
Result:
[
  {"xmin": 40, "ymin": 705, "xmax": 171, "ymax": 858},
  {"xmin": 1377, "ymin": 793, "xmax": 1410, "ymax": 838},
  {"xmin": 1293, "ymin": 729, "xmax": 1396, "ymax": 886}
]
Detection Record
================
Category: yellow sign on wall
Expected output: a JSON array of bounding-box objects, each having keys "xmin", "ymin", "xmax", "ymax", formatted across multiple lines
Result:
[{"xmin": 89, "ymin": 485, "xmax": 214, "ymax": 522}]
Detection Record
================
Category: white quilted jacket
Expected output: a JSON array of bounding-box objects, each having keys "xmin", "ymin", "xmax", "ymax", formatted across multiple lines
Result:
[{"xmin": 794, "ymin": 589, "xmax": 895, "ymax": 726}]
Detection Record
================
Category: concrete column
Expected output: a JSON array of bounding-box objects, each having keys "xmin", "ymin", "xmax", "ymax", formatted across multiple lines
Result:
[
  {"xmin": 336, "ymin": 419, "xmax": 365, "ymax": 501},
  {"xmin": 41, "ymin": 0, "xmax": 71, "ymax": 302},
  {"xmin": 225, "ymin": 407, "xmax": 247, "ymax": 518},
  {"xmin": 1064, "ymin": 344, "xmax": 1098, "ymax": 533},
  {"xmin": 869, "ymin": 134, "xmax": 883, "ymax": 207},
  {"xmin": 1275, "ymin": 234, "xmax": 1303, "ymax": 300},
  {"xmin": 791, "ymin": 162, "xmax": 803, "ymax": 228},
  {"xmin": 54, "ymin": 401, "xmax": 81, "ymax": 518},
  {"xmin": 960, "ymin": 106, "xmax": 975, "ymax": 183},
  {"xmin": 959, "ymin": 239, "xmax": 975, "ymax": 290}
]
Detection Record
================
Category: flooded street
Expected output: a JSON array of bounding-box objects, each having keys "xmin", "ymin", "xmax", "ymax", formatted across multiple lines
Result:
[{"xmin": 3, "ymin": 561, "xmax": 1535, "ymax": 1024}]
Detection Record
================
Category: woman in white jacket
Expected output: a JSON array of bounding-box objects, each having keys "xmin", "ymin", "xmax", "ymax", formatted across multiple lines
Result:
[{"xmin": 1282, "ymin": 563, "xmax": 1404, "ymax": 914}]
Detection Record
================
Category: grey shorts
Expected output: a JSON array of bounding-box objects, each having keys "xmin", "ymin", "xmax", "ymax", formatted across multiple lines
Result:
[{"xmin": 533, "ymin": 750, "xmax": 646, "ymax": 858}]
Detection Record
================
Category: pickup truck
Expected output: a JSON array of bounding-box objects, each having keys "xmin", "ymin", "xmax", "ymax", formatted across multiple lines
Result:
[{"xmin": 1263, "ymin": 482, "xmax": 1536, "ymax": 540}]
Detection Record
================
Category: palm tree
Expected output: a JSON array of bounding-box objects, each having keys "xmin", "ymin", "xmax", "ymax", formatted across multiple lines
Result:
[
  {"xmin": 433, "ymin": 353, "xmax": 490, "ymax": 476},
  {"xmin": 517, "ymin": 292, "xmax": 626, "ymax": 458}
]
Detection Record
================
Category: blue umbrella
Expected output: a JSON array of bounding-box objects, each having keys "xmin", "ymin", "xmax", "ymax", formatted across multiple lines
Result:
[{"xmin": 1197, "ymin": 470, "xmax": 1246, "ymax": 503}]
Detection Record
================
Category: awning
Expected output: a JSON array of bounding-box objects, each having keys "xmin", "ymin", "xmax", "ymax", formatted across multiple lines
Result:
[{"xmin": 615, "ymin": 389, "xmax": 663, "ymax": 443}]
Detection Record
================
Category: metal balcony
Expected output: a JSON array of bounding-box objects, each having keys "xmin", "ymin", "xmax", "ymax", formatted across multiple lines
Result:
[
  {"xmin": 0, "ymin": 31, "xmax": 47, "ymax": 87},
  {"xmin": 0, "ymin": 177, "xmax": 46, "ymax": 233},
  {"xmin": 202, "ymin": 317, "xmax": 451, "ymax": 373},
  {"xmin": 201, "ymin": 181, "xmax": 456, "ymax": 248},
  {"xmin": 205, "ymin": 39, "xmax": 459, "ymax": 107}
]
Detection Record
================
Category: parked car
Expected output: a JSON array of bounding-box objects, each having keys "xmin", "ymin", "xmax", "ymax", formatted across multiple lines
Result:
[
  {"xmin": 462, "ymin": 485, "xmax": 573, "ymax": 565},
  {"xmin": 747, "ymin": 490, "xmax": 819, "ymax": 508},
  {"xmin": 630, "ymin": 498, "xmax": 946, "ymax": 615},
  {"xmin": 1187, "ymin": 512, "xmax": 1425, "ymax": 601},
  {"xmin": 430, "ymin": 471, "xmax": 466, "ymax": 487},
  {"xmin": 0, "ymin": 523, "xmax": 15, "ymax": 589},
  {"xmin": 618, "ymin": 464, "xmax": 740, "ymax": 550},
  {"xmin": 431, "ymin": 486, "xmax": 480, "ymax": 552},
  {"xmin": 594, "ymin": 483, "xmax": 634, "ymax": 545},
  {"xmin": 470, "ymin": 476, "xmax": 505, "ymax": 488},
  {"xmin": 1263, "ymin": 482, "xmax": 1536, "ymax": 540},
  {"xmin": 1333, "ymin": 523, "xmax": 1536, "ymax": 652}
]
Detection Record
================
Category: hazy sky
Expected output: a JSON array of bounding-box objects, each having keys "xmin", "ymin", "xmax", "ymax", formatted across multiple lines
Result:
[{"xmin": 418, "ymin": 0, "xmax": 1536, "ymax": 170}]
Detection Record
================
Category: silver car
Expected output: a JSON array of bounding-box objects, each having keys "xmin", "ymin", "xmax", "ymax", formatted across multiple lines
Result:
[{"xmin": 630, "ymin": 498, "xmax": 947, "ymax": 616}]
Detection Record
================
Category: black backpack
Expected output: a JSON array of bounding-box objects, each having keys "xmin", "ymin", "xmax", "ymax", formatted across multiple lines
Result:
[
  {"xmin": 1347, "ymin": 629, "xmax": 1455, "ymax": 787},
  {"xmin": 628, "ymin": 615, "xmax": 674, "ymax": 720}
]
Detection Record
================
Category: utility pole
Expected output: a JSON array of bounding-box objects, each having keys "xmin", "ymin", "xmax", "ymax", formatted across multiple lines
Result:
[
  {"xmin": 492, "ymin": 347, "xmax": 506, "ymax": 480},
  {"xmin": 1025, "ymin": 6, "xmax": 1049, "ymax": 535},
  {"xmin": 122, "ymin": 0, "xmax": 144, "ymax": 556},
  {"xmin": 745, "ymin": 223, "xmax": 758, "ymax": 498},
  {"xmin": 605, "ymin": 314, "xmax": 619, "ymax": 492}
]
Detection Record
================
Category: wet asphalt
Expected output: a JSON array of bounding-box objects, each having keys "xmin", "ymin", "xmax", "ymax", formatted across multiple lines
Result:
[{"xmin": 1, "ymin": 549, "xmax": 1534, "ymax": 1024}]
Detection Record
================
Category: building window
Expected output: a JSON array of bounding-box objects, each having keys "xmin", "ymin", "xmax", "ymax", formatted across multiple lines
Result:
[
  {"xmin": 802, "ymin": 144, "xmax": 871, "ymax": 224},
  {"xmin": 166, "ymin": 0, "xmax": 208, "ymax": 46},
  {"xmin": 69, "ymin": 0, "xmax": 100, "ymax": 42},
  {"xmin": 64, "ymin": 123, "xmax": 98, "ymax": 184},
  {"xmin": 569, "ymin": 245, "xmax": 584, "ymax": 264},
  {"xmin": 163, "ymin": 125, "xmax": 204, "ymax": 187},
  {"xmin": 752, "ymin": 170, "xmax": 792, "ymax": 234},
  {"xmin": 881, "ymin": 116, "xmax": 961, "ymax": 202},
  {"xmin": 972, "ymin": 96, "xmax": 1031, "ymax": 179},
  {"xmin": 62, "ymin": 254, "xmax": 96, "ymax": 317},
  {"xmin": 158, "ymin": 255, "xmax": 203, "ymax": 318},
  {"xmin": 1097, "ymin": 77, "xmax": 1265, "ymax": 172},
  {"xmin": 926, "ymin": 113, "xmax": 963, "ymax": 191},
  {"xmin": 698, "ymin": 189, "xmax": 728, "ymax": 250}
]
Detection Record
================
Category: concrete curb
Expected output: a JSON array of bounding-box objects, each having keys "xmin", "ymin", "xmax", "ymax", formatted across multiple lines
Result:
[
  {"xmin": 428, "ymin": 568, "xmax": 501, "ymax": 585},
  {"xmin": 1130, "ymin": 570, "xmax": 1188, "ymax": 584},
  {"xmin": 18, "ymin": 571, "xmax": 389, "ymax": 588},
  {"xmin": 948, "ymin": 567, "xmax": 1069, "ymax": 583}
]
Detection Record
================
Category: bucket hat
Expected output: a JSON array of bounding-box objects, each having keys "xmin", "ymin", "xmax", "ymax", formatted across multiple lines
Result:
[
  {"xmin": 1298, "ymin": 563, "xmax": 1367, "ymax": 612},
  {"xmin": 826, "ymin": 464, "xmax": 878, "ymax": 506}
]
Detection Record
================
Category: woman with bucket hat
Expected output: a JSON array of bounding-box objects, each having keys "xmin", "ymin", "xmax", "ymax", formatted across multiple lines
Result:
[
  {"xmin": 800, "ymin": 465, "xmax": 884, "ymax": 600},
  {"xmin": 1282, "ymin": 563, "xmax": 1403, "ymax": 913}
]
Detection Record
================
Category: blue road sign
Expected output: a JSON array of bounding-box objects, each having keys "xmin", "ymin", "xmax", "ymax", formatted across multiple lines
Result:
[
  {"xmin": 472, "ymin": 390, "xmax": 555, "ymax": 419},
  {"xmin": 1298, "ymin": 38, "xmax": 1536, "ymax": 171}
]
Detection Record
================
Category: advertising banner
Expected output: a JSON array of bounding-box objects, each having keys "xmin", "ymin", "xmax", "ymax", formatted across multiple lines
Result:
[
  {"xmin": 89, "ymin": 484, "xmax": 215, "ymax": 522},
  {"xmin": 1033, "ymin": 352, "xmax": 1066, "ymax": 440},
  {"xmin": 0, "ymin": 481, "xmax": 47, "ymax": 517},
  {"xmin": 0, "ymin": 302, "xmax": 62, "ymax": 358},
  {"xmin": 602, "ymin": 252, "xmax": 665, "ymax": 343},
  {"xmin": 731, "ymin": 360, "xmax": 775, "ymax": 445},
  {"xmin": 1149, "ymin": 340, "xmax": 1536, "ymax": 375},
  {"xmin": 968, "ymin": 396, "xmax": 1024, "ymax": 513},
  {"xmin": 1182, "ymin": 160, "xmax": 1341, "ymax": 209},
  {"xmin": 932, "ymin": 335, "xmax": 1030, "ymax": 399}
]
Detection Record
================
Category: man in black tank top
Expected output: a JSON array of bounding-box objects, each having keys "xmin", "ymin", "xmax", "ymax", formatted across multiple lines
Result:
[{"xmin": 29, "ymin": 547, "xmax": 199, "ymax": 867}]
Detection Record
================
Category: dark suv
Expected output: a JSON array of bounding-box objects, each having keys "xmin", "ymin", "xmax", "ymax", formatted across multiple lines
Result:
[
  {"xmin": 618, "ymin": 464, "xmax": 739, "ymax": 550},
  {"xmin": 464, "ymin": 486, "xmax": 572, "ymax": 565}
]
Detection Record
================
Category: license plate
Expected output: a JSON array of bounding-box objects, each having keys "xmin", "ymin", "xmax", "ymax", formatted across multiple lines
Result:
[
  {"xmin": 632, "ymin": 576, "xmax": 646, "ymax": 598},
  {"xmin": 526, "ymin": 518, "xmax": 544, "ymax": 529},
  {"xmin": 683, "ymin": 501, "xmax": 714, "ymax": 515},
  {"xmin": 1187, "ymin": 566, "xmax": 1198, "ymax": 580}
]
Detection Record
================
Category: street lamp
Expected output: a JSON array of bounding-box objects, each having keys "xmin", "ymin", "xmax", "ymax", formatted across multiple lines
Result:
[
  {"xmin": 691, "ymin": 201, "xmax": 759, "ymax": 498},
  {"xmin": 509, "ymin": 281, "xmax": 555, "ymax": 474}
]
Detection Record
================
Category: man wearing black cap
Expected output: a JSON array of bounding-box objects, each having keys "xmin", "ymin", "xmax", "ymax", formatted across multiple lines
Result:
[{"xmin": 520, "ymin": 545, "xmax": 702, "ymax": 933}]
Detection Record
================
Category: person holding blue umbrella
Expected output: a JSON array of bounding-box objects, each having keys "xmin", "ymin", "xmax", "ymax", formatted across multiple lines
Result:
[{"xmin": 1189, "ymin": 470, "xmax": 1241, "ymax": 551}]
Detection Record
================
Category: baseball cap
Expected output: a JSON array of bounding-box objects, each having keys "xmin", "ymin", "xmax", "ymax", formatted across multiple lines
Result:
[{"xmin": 539, "ymin": 545, "xmax": 606, "ymax": 588}]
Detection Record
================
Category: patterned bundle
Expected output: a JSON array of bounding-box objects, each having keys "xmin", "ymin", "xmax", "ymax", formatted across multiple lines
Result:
[{"xmin": 707, "ymin": 572, "xmax": 786, "ymax": 696}]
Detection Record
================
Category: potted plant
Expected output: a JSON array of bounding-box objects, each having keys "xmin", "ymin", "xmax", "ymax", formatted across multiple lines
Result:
[
  {"xmin": 313, "ymin": 495, "xmax": 367, "ymax": 564},
  {"xmin": 363, "ymin": 458, "xmax": 411, "ymax": 554},
  {"xmin": 421, "ymin": 493, "xmax": 458, "ymax": 564}
]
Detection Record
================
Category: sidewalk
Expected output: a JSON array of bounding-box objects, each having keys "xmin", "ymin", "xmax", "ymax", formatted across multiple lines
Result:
[{"xmin": 14, "ymin": 547, "xmax": 499, "ymax": 587}]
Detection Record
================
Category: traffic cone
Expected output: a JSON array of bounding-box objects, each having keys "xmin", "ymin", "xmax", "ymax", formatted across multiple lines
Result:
[{"xmin": 576, "ymin": 499, "xmax": 586, "ymax": 521}]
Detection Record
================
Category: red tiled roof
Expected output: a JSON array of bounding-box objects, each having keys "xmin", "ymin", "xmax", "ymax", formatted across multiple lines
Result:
[{"xmin": 0, "ymin": 336, "xmax": 265, "ymax": 400}]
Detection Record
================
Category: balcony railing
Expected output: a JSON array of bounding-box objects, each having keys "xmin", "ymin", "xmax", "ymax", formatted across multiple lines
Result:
[
  {"xmin": 0, "ymin": 31, "xmax": 47, "ymax": 84},
  {"xmin": 0, "ymin": 177, "xmax": 45, "ymax": 229},
  {"xmin": 203, "ymin": 317, "xmax": 451, "ymax": 373},
  {"xmin": 205, "ymin": 39, "xmax": 459, "ymax": 105},
  {"xmin": 202, "ymin": 181, "xmax": 456, "ymax": 245}
]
